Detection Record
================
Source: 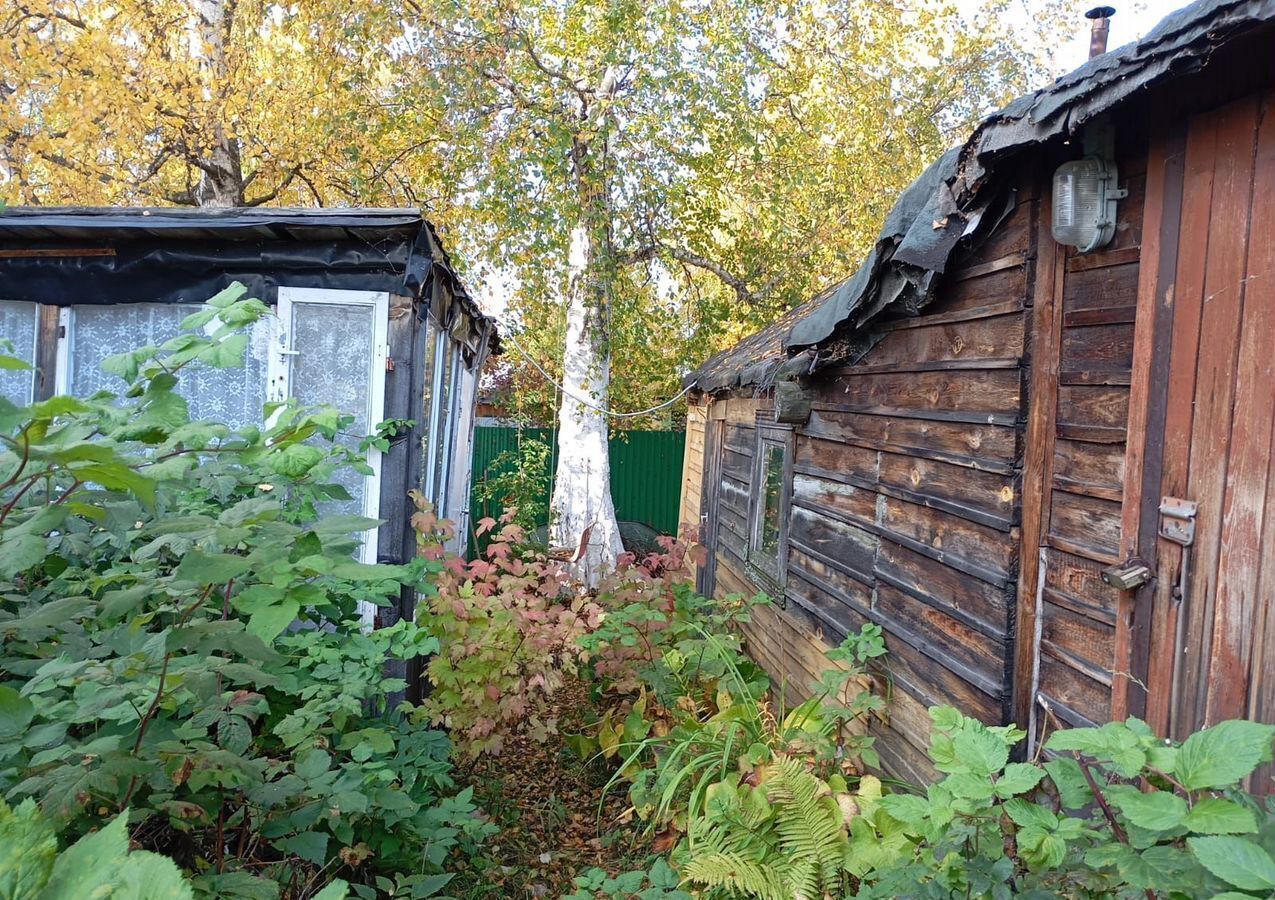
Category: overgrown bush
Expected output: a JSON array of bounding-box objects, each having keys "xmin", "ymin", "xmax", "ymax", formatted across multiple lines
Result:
[{"xmin": 0, "ymin": 286, "xmax": 492, "ymax": 899}]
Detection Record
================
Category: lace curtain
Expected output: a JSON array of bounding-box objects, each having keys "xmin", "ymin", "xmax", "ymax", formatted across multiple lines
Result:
[
  {"xmin": 69, "ymin": 303, "xmax": 270, "ymax": 430},
  {"xmin": 0, "ymin": 301, "xmax": 39, "ymax": 405},
  {"xmin": 286, "ymin": 300, "xmax": 377, "ymax": 519}
]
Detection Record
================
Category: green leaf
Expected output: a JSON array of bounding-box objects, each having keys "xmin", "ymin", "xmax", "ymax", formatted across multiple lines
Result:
[
  {"xmin": 247, "ymin": 601, "xmax": 299, "ymax": 642},
  {"xmin": 1183, "ymin": 798, "xmax": 1259, "ymax": 835},
  {"xmin": 0, "ymin": 355, "xmax": 32, "ymax": 371},
  {"xmin": 312, "ymin": 881, "xmax": 349, "ymax": 900},
  {"xmin": 271, "ymin": 444, "xmax": 326, "ymax": 477},
  {"xmin": 994, "ymin": 762, "xmax": 1044, "ymax": 797},
  {"xmin": 202, "ymin": 332, "xmax": 249, "ymax": 368},
  {"xmin": 1188, "ymin": 836, "xmax": 1275, "ymax": 891},
  {"xmin": 0, "ymin": 532, "xmax": 45, "ymax": 578},
  {"xmin": 1107, "ymin": 785, "xmax": 1187, "ymax": 831},
  {"xmin": 0, "ymin": 798, "xmax": 57, "ymax": 898},
  {"xmin": 279, "ymin": 831, "xmax": 329, "ymax": 865},
  {"xmin": 0, "ymin": 686, "xmax": 35, "ymax": 741},
  {"xmin": 1003, "ymin": 798, "xmax": 1056, "ymax": 829},
  {"xmin": 1043, "ymin": 758, "xmax": 1092, "ymax": 809},
  {"xmin": 117, "ymin": 850, "xmax": 194, "ymax": 899},
  {"xmin": 1177, "ymin": 721, "xmax": 1275, "ymax": 790},
  {"xmin": 952, "ymin": 726, "xmax": 1009, "ymax": 777},
  {"xmin": 174, "ymin": 551, "xmax": 252, "ymax": 585},
  {"xmin": 41, "ymin": 810, "xmax": 130, "ymax": 898},
  {"xmin": 206, "ymin": 282, "xmax": 249, "ymax": 309}
]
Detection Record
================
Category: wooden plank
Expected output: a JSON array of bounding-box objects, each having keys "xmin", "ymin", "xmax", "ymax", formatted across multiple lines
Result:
[
  {"xmin": 1206, "ymin": 89, "xmax": 1275, "ymax": 724},
  {"xmin": 1056, "ymin": 385, "xmax": 1130, "ymax": 432},
  {"xmin": 1052, "ymin": 439, "xmax": 1125, "ymax": 503},
  {"xmin": 1176, "ymin": 95, "xmax": 1260, "ymax": 734},
  {"xmin": 1043, "ymin": 548, "xmax": 1120, "ymax": 625},
  {"xmin": 1060, "ymin": 323, "xmax": 1135, "ymax": 375},
  {"xmin": 956, "ymin": 196, "xmax": 1035, "ymax": 264},
  {"xmin": 1038, "ymin": 650, "xmax": 1112, "ymax": 724},
  {"xmin": 794, "ymin": 436, "xmax": 880, "ymax": 481},
  {"xmin": 878, "ymin": 451, "xmax": 1016, "ymax": 529},
  {"xmin": 1143, "ymin": 109, "xmax": 1217, "ymax": 734},
  {"xmin": 815, "ymin": 368, "xmax": 1021, "ymax": 421},
  {"xmin": 876, "ymin": 492, "xmax": 1017, "ymax": 584},
  {"xmin": 803, "ymin": 409, "xmax": 1018, "ymax": 474},
  {"xmin": 1063, "ymin": 306, "xmax": 1138, "ymax": 328},
  {"xmin": 1047, "ymin": 490, "xmax": 1122, "ymax": 563},
  {"xmin": 874, "ymin": 298, "xmax": 1025, "ymax": 332},
  {"xmin": 788, "ymin": 506, "xmax": 878, "ymax": 578},
  {"xmin": 933, "ymin": 266, "xmax": 1029, "ymax": 316},
  {"xmin": 376, "ymin": 295, "xmax": 417, "ymax": 565},
  {"xmin": 858, "ymin": 313, "xmax": 1025, "ymax": 368},
  {"xmin": 1014, "ymin": 196, "xmax": 1065, "ymax": 730},
  {"xmin": 1066, "ymin": 246, "xmax": 1142, "ymax": 271},
  {"xmin": 875, "ymin": 538, "xmax": 1013, "ymax": 633},
  {"xmin": 948, "ymin": 249, "xmax": 1030, "ymax": 282},
  {"xmin": 34, "ymin": 304, "xmax": 60, "ymax": 402},
  {"xmin": 1063, "ymin": 262, "xmax": 1141, "ymax": 313},
  {"xmin": 790, "ymin": 471, "xmax": 878, "ymax": 525},
  {"xmin": 1041, "ymin": 599, "xmax": 1115, "ymax": 685}
]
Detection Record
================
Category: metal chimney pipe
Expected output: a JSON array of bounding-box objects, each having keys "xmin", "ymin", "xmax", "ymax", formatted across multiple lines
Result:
[{"xmin": 1086, "ymin": 6, "xmax": 1116, "ymax": 58}]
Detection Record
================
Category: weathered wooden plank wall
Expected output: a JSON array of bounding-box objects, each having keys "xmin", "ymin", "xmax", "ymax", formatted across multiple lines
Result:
[
  {"xmin": 679, "ymin": 404, "xmax": 706, "ymax": 536},
  {"xmin": 1020, "ymin": 132, "xmax": 1148, "ymax": 738},
  {"xmin": 705, "ymin": 185, "xmax": 1039, "ymax": 782}
]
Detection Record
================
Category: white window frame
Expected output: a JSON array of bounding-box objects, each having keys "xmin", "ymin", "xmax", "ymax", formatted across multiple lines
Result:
[{"xmin": 270, "ymin": 288, "xmax": 389, "ymax": 581}]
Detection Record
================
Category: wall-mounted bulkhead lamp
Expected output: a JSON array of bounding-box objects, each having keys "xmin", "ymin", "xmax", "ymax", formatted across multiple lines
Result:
[{"xmin": 1051, "ymin": 155, "xmax": 1128, "ymax": 253}]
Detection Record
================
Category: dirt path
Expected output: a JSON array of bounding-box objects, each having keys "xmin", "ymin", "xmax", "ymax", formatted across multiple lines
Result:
[{"xmin": 449, "ymin": 679, "xmax": 651, "ymax": 899}]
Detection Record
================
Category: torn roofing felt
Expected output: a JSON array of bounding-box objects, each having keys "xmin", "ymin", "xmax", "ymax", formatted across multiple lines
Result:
[
  {"xmin": 688, "ymin": 0, "xmax": 1275, "ymax": 394},
  {"xmin": 0, "ymin": 206, "xmax": 498, "ymax": 354}
]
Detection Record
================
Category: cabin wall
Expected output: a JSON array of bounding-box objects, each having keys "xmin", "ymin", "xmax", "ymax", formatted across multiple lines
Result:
[
  {"xmin": 701, "ymin": 185, "xmax": 1039, "ymax": 783},
  {"xmin": 1015, "ymin": 133, "xmax": 1148, "ymax": 741}
]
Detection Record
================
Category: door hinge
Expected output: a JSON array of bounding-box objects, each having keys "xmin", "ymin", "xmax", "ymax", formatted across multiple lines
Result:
[{"xmin": 1159, "ymin": 497, "xmax": 1197, "ymax": 547}]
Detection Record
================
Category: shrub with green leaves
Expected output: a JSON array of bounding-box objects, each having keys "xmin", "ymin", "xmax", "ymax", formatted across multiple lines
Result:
[
  {"xmin": 0, "ymin": 286, "xmax": 491, "ymax": 898},
  {"xmin": 673, "ymin": 703, "xmax": 1275, "ymax": 899}
]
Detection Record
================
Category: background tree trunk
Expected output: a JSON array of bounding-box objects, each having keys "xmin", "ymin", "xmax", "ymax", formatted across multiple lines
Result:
[
  {"xmin": 549, "ymin": 132, "xmax": 624, "ymax": 586},
  {"xmin": 193, "ymin": 0, "xmax": 244, "ymax": 206}
]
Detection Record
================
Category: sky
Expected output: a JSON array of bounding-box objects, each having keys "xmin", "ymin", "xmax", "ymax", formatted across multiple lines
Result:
[{"xmin": 1051, "ymin": 0, "xmax": 1187, "ymax": 67}]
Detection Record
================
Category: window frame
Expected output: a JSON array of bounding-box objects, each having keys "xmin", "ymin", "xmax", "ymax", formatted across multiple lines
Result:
[{"xmin": 746, "ymin": 422, "xmax": 793, "ymax": 598}]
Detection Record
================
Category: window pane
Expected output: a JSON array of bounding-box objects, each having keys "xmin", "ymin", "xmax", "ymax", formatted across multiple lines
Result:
[
  {"xmin": 69, "ymin": 303, "xmax": 268, "ymax": 429},
  {"xmin": 759, "ymin": 443, "xmax": 784, "ymax": 556},
  {"xmin": 0, "ymin": 301, "xmax": 39, "ymax": 405},
  {"xmin": 287, "ymin": 300, "xmax": 377, "ymax": 518}
]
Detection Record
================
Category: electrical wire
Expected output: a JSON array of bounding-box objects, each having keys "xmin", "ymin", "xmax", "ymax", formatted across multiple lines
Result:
[{"xmin": 501, "ymin": 330, "xmax": 696, "ymax": 419}]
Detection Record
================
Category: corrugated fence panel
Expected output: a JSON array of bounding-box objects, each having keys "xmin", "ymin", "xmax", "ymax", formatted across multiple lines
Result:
[{"xmin": 468, "ymin": 426, "xmax": 685, "ymax": 556}]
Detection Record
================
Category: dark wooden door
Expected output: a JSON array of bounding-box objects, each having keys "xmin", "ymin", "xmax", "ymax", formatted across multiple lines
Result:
[
  {"xmin": 696, "ymin": 419, "xmax": 723, "ymax": 598},
  {"xmin": 1124, "ymin": 90, "xmax": 1275, "ymax": 739}
]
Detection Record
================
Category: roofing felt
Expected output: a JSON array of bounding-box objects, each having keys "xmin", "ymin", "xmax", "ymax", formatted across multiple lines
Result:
[
  {"xmin": 689, "ymin": 0, "xmax": 1275, "ymax": 394},
  {"xmin": 0, "ymin": 206, "xmax": 497, "ymax": 350}
]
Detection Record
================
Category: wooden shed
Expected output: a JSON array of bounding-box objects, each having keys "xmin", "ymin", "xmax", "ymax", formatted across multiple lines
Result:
[
  {"xmin": 0, "ymin": 207, "xmax": 497, "ymax": 626},
  {"xmin": 680, "ymin": 0, "xmax": 1275, "ymax": 781}
]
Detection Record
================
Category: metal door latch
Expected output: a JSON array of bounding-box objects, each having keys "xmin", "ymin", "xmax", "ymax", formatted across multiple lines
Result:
[
  {"xmin": 1101, "ymin": 557, "xmax": 1153, "ymax": 590},
  {"xmin": 1159, "ymin": 497, "xmax": 1197, "ymax": 546}
]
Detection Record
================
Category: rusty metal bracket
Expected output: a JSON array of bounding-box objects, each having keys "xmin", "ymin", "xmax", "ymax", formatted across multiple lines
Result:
[{"xmin": 1159, "ymin": 497, "xmax": 1197, "ymax": 547}]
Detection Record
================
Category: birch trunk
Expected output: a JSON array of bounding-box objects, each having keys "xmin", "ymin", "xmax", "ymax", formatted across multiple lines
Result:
[
  {"xmin": 549, "ymin": 137, "xmax": 624, "ymax": 586},
  {"xmin": 192, "ymin": 0, "xmax": 244, "ymax": 207}
]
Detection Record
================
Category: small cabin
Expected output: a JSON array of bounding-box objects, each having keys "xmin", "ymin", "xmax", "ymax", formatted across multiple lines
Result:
[
  {"xmin": 681, "ymin": 0, "xmax": 1275, "ymax": 781},
  {"xmin": 0, "ymin": 207, "xmax": 496, "ymax": 618}
]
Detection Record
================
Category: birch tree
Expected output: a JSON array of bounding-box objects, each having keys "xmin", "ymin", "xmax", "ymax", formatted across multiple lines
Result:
[{"xmin": 412, "ymin": 0, "xmax": 1057, "ymax": 584}]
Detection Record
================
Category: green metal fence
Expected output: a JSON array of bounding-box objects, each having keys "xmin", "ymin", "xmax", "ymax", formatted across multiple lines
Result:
[{"xmin": 468, "ymin": 426, "xmax": 686, "ymax": 554}]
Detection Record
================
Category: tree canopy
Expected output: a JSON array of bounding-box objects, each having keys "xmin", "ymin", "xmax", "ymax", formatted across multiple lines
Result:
[{"xmin": 2, "ymin": 0, "xmax": 1063, "ymax": 424}]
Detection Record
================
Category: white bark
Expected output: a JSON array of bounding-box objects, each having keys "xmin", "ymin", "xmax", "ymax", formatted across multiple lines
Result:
[
  {"xmin": 191, "ymin": 0, "xmax": 243, "ymax": 207},
  {"xmin": 549, "ymin": 222, "xmax": 624, "ymax": 586}
]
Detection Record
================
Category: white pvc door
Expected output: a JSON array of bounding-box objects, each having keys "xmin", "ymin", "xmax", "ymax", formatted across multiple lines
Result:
[{"xmin": 271, "ymin": 288, "xmax": 388, "ymax": 571}]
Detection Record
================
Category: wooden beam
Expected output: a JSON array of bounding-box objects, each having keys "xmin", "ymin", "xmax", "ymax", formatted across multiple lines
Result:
[{"xmin": 1013, "ymin": 193, "xmax": 1066, "ymax": 732}]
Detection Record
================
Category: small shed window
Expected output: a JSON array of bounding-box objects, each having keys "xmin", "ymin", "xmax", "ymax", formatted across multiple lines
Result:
[
  {"xmin": 0, "ymin": 301, "xmax": 39, "ymax": 405},
  {"xmin": 748, "ymin": 425, "xmax": 792, "ymax": 594}
]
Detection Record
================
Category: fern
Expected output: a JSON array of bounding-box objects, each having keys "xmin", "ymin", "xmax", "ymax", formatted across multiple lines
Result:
[
  {"xmin": 765, "ymin": 757, "xmax": 848, "ymax": 891},
  {"xmin": 682, "ymin": 757, "xmax": 852, "ymax": 899},
  {"xmin": 681, "ymin": 851, "xmax": 790, "ymax": 900}
]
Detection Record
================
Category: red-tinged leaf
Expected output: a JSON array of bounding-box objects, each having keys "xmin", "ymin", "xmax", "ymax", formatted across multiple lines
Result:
[{"xmin": 476, "ymin": 516, "xmax": 498, "ymax": 536}]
